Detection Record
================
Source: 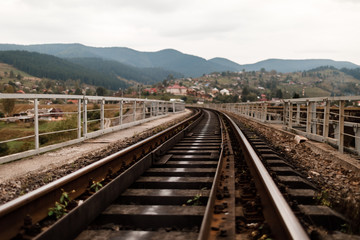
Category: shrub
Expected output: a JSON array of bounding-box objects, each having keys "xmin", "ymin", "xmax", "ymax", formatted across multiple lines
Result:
[{"xmin": 0, "ymin": 143, "xmax": 9, "ymax": 156}]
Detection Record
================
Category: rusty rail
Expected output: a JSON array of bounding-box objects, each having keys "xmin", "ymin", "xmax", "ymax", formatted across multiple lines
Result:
[{"xmin": 223, "ymin": 113, "xmax": 309, "ymax": 240}]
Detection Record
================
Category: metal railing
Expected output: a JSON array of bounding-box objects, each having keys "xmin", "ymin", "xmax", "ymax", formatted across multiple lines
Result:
[
  {"xmin": 203, "ymin": 96, "xmax": 360, "ymax": 155},
  {"xmin": 0, "ymin": 94, "xmax": 185, "ymax": 164}
]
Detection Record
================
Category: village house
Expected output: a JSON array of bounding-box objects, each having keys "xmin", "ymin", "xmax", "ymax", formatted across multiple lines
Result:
[
  {"xmin": 49, "ymin": 108, "xmax": 63, "ymax": 120},
  {"xmin": 25, "ymin": 108, "xmax": 63, "ymax": 121},
  {"xmin": 5, "ymin": 108, "xmax": 63, "ymax": 123},
  {"xmin": 186, "ymin": 88, "xmax": 197, "ymax": 96},
  {"xmin": 143, "ymin": 88, "xmax": 157, "ymax": 94},
  {"xmin": 211, "ymin": 88, "xmax": 219, "ymax": 95},
  {"xmin": 67, "ymin": 99, "xmax": 79, "ymax": 104},
  {"xmin": 220, "ymin": 89, "xmax": 230, "ymax": 95},
  {"xmin": 166, "ymin": 84, "xmax": 188, "ymax": 96},
  {"xmin": 201, "ymin": 94, "xmax": 213, "ymax": 102},
  {"xmin": 259, "ymin": 94, "xmax": 267, "ymax": 101}
]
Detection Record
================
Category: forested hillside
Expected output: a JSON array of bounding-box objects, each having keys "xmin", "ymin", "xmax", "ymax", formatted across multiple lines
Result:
[
  {"xmin": 0, "ymin": 50, "xmax": 184, "ymax": 89},
  {"xmin": 341, "ymin": 68, "xmax": 360, "ymax": 81},
  {"xmin": 68, "ymin": 58, "xmax": 183, "ymax": 85},
  {"xmin": 0, "ymin": 51, "xmax": 128, "ymax": 90}
]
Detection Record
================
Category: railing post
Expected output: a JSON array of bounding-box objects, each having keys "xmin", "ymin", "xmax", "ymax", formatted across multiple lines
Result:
[
  {"xmin": 355, "ymin": 127, "xmax": 360, "ymax": 155},
  {"xmin": 143, "ymin": 101, "xmax": 146, "ymax": 119},
  {"xmin": 255, "ymin": 104, "xmax": 259, "ymax": 120},
  {"xmin": 133, "ymin": 100, "xmax": 136, "ymax": 121},
  {"xmin": 262, "ymin": 103, "xmax": 268, "ymax": 122},
  {"xmin": 77, "ymin": 99, "xmax": 81, "ymax": 139},
  {"xmin": 100, "ymin": 99, "xmax": 105, "ymax": 130},
  {"xmin": 153, "ymin": 102, "xmax": 156, "ymax": 116},
  {"xmin": 306, "ymin": 101, "xmax": 312, "ymax": 134},
  {"xmin": 159, "ymin": 101, "xmax": 162, "ymax": 115},
  {"xmin": 172, "ymin": 102, "xmax": 175, "ymax": 113},
  {"xmin": 311, "ymin": 102, "xmax": 317, "ymax": 134},
  {"xmin": 157, "ymin": 102, "xmax": 159, "ymax": 115},
  {"xmin": 34, "ymin": 98, "xmax": 39, "ymax": 150},
  {"xmin": 289, "ymin": 102, "xmax": 293, "ymax": 128},
  {"xmin": 119, "ymin": 100, "xmax": 123, "ymax": 125},
  {"xmin": 150, "ymin": 102, "xmax": 153, "ymax": 117},
  {"xmin": 83, "ymin": 98, "xmax": 87, "ymax": 138},
  {"xmin": 283, "ymin": 102, "xmax": 288, "ymax": 125},
  {"xmin": 296, "ymin": 104, "xmax": 300, "ymax": 125},
  {"xmin": 323, "ymin": 99, "xmax": 330, "ymax": 140},
  {"xmin": 339, "ymin": 100, "xmax": 345, "ymax": 153}
]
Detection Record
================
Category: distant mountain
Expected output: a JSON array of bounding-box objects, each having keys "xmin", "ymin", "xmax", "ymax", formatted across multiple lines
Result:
[
  {"xmin": 142, "ymin": 49, "xmax": 232, "ymax": 76},
  {"xmin": 0, "ymin": 43, "xmax": 99, "ymax": 58},
  {"xmin": 0, "ymin": 44, "xmax": 359, "ymax": 76},
  {"xmin": 208, "ymin": 57, "xmax": 241, "ymax": 71},
  {"xmin": 241, "ymin": 59, "xmax": 359, "ymax": 73},
  {"xmin": 0, "ymin": 44, "xmax": 236, "ymax": 76}
]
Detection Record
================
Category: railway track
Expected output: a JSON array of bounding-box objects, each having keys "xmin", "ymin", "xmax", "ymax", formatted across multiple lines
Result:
[
  {"xmin": 74, "ymin": 110, "xmax": 222, "ymax": 240},
  {"xmin": 230, "ymin": 117, "xmax": 353, "ymax": 239},
  {"xmin": 0, "ymin": 108, "xmax": 355, "ymax": 239}
]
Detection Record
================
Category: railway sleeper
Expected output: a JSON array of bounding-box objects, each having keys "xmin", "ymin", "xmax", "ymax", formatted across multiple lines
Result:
[
  {"xmin": 94, "ymin": 205, "xmax": 206, "ymax": 229},
  {"xmin": 298, "ymin": 205, "xmax": 349, "ymax": 231}
]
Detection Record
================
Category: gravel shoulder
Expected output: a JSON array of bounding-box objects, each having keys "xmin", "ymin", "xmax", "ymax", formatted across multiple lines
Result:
[{"xmin": 0, "ymin": 110, "xmax": 192, "ymax": 204}]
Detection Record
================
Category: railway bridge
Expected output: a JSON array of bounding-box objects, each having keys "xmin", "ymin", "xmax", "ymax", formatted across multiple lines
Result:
[{"xmin": 0, "ymin": 94, "xmax": 360, "ymax": 240}]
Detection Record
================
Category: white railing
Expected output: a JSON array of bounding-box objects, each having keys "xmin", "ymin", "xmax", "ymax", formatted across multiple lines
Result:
[
  {"xmin": 0, "ymin": 94, "xmax": 185, "ymax": 164},
  {"xmin": 203, "ymin": 96, "xmax": 360, "ymax": 155}
]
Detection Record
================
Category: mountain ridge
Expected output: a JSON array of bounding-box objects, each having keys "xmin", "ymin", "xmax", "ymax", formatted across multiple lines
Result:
[{"xmin": 0, "ymin": 43, "xmax": 359, "ymax": 76}]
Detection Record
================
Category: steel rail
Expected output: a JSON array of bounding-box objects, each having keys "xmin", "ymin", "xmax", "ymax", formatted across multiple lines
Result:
[
  {"xmin": 223, "ymin": 113, "xmax": 309, "ymax": 240},
  {"xmin": 197, "ymin": 111, "xmax": 225, "ymax": 240},
  {"xmin": 0, "ymin": 109, "xmax": 201, "ymax": 240}
]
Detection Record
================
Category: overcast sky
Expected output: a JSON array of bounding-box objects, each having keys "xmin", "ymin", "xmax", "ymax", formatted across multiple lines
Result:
[{"xmin": 1, "ymin": 0, "xmax": 360, "ymax": 65}]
